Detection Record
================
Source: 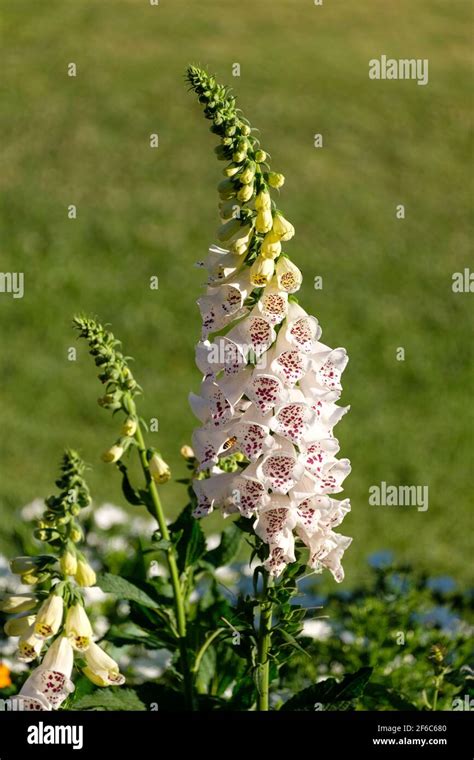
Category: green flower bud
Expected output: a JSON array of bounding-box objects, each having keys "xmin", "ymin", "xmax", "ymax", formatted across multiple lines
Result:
[{"xmin": 255, "ymin": 149, "xmax": 267, "ymax": 163}]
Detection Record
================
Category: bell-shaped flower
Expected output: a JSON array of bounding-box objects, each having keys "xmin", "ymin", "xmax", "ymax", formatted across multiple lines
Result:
[
  {"xmin": 275, "ymin": 257, "xmax": 302, "ymax": 293},
  {"xmin": 18, "ymin": 623, "xmax": 44, "ymax": 662},
  {"xmin": 83, "ymin": 642, "xmax": 125, "ymax": 687},
  {"xmin": 250, "ymin": 255, "xmax": 275, "ymax": 287},
  {"xmin": 66, "ymin": 603, "xmax": 93, "ymax": 651},
  {"xmin": 18, "ymin": 635, "xmax": 75, "ymax": 709},
  {"xmin": 4, "ymin": 614, "xmax": 36, "ymax": 638},
  {"xmin": 308, "ymin": 531, "xmax": 353, "ymax": 583},
  {"xmin": 0, "ymin": 593, "xmax": 37, "ymax": 614},
  {"xmin": 257, "ymin": 284, "xmax": 288, "ymax": 325},
  {"xmin": 272, "ymin": 213, "xmax": 295, "ymax": 242},
  {"xmin": 254, "ymin": 498, "xmax": 297, "ymax": 576},
  {"xmin": 34, "ymin": 594, "xmax": 64, "ymax": 640}
]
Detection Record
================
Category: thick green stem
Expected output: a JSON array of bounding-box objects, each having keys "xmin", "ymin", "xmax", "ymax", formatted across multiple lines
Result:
[
  {"xmin": 257, "ymin": 571, "xmax": 273, "ymax": 711},
  {"xmin": 133, "ymin": 420, "xmax": 195, "ymax": 710}
]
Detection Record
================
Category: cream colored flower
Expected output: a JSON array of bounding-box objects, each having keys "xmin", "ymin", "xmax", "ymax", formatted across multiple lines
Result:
[
  {"xmin": 83, "ymin": 642, "xmax": 125, "ymax": 687},
  {"xmin": 34, "ymin": 594, "xmax": 64, "ymax": 640}
]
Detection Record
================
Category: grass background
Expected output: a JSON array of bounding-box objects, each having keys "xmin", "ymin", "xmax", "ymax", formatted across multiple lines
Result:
[{"xmin": 0, "ymin": 0, "xmax": 472, "ymax": 586}]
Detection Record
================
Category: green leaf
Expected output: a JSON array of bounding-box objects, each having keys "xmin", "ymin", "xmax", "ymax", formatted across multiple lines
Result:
[
  {"xmin": 280, "ymin": 667, "xmax": 373, "ymax": 711},
  {"xmin": 279, "ymin": 629, "xmax": 311, "ymax": 658},
  {"xmin": 195, "ymin": 646, "xmax": 217, "ymax": 693},
  {"xmin": 169, "ymin": 504, "xmax": 206, "ymax": 572},
  {"xmin": 97, "ymin": 573, "xmax": 159, "ymax": 610},
  {"xmin": 204, "ymin": 523, "xmax": 242, "ymax": 568},
  {"xmin": 117, "ymin": 462, "xmax": 144, "ymax": 507},
  {"xmin": 72, "ymin": 688, "xmax": 146, "ymax": 711},
  {"xmin": 363, "ymin": 682, "xmax": 418, "ymax": 711}
]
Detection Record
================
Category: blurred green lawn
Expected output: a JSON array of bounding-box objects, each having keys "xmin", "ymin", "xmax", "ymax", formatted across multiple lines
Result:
[{"xmin": 0, "ymin": 0, "xmax": 472, "ymax": 586}]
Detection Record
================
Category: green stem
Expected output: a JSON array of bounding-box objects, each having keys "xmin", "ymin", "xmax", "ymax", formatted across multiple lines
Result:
[
  {"xmin": 256, "ymin": 571, "xmax": 273, "ymax": 711},
  {"xmin": 132, "ymin": 417, "xmax": 195, "ymax": 710}
]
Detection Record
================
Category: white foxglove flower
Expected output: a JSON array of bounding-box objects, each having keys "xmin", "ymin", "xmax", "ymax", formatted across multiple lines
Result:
[
  {"xmin": 13, "ymin": 636, "xmax": 75, "ymax": 710},
  {"xmin": 82, "ymin": 641, "xmax": 125, "ymax": 687},
  {"xmin": 65, "ymin": 603, "xmax": 93, "ymax": 651},
  {"xmin": 18, "ymin": 623, "xmax": 44, "ymax": 662},
  {"xmin": 189, "ymin": 70, "xmax": 352, "ymax": 580},
  {"xmin": 34, "ymin": 594, "xmax": 64, "ymax": 640}
]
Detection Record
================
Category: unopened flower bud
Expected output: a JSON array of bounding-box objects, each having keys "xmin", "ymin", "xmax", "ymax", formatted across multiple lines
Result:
[
  {"xmin": 272, "ymin": 212, "xmax": 295, "ymax": 242},
  {"xmin": 240, "ymin": 162, "xmax": 256, "ymax": 185},
  {"xmin": 75, "ymin": 559, "xmax": 96, "ymax": 588},
  {"xmin": 261, "ymin": 232, "xmax": 282, "ymax": 259},
  {"xmin": 122, "ymin": 417, "xmax": 137, "ymax": 437},
  {"xmin": 60, "ymin": 549, "xmax": 78, "ymax": 576},
  {"xmin": 255, "ymin": 190, "xmax": 271, "ymax": 211},
  {"xmin": 180, "ymin": 445, "xmax": 195, "ymax": 460},
  {"xmin": 70, "ymin": 525, "xmax": 83, "ymax": 543},
  {"xmin": 237, "ymin": 183, "xmax": 254, "ymax": 203},
  {"xmin": 267, "ymin": 172, "xmax": 285, "ymax": 188},
  {"xmin": 254, "ymin": 149, "xmax": 267, "ymax": 163},
  {"xmin": 101, "ymin": 444, "xmax": 124, "ymax": 464},
  {"xmin": 255, "ymin": 208, "xmax": 273, "ymax": 234},
  {"xmin": 223, "ymin": 164, "xmax": 240, "ymax": 177}
]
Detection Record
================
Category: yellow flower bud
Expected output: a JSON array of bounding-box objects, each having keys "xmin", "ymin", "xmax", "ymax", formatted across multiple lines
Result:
[
  {"xmin": 272, "ymin": 213, "xmax": 295, "ymax": 242},
  {"xmin": 255, "ymin": 208, "xmax": 273, "ymax": 234},
  {"xmin": 223, "ymin": 164, "xmax": 240, "ymax": 177},
  {"xmin": 101, "ymin": 444, "xmax": 124, "ymax": 464},
  {"xmin": 233, "ymin": 150, "xmax": 247, "ymax": 163},
  {"xmin": 240, "ymin": 162, "xmax": 256, "ymax": 184},
  {"xmin": 60, "ymin": 550, "xmax": 78, "ymax": 577},
  {"xmin": 121, "ymin": 417, "xmax": 137, "ymax": 437},
  {"xmin": 267, "ymin": 172, "xmax": 285, "ymax": 189},
  {"xmin": 180, "ymin": 445, "xmax": 195, "ymax": 460},
  {"xmin": 149, "ymin": 453, "xmax": 171, "ymax": 484},
  {"xmin": 75, "ymin": 559, "xmax": 97, "ymax": 588},
  {"xmin": 255, "ymin": 150, "xmax": 267, "ymax": 163},
  {"xmin": 255, "ymin": 190, "xmax": 271, "ymax": 210},
  {"xmin": 237, "ymin": 183, "xmax": 254, "ymax": 203},
  {"xmin": 260, "ymin": 232, "xmax": 282, "ymax": 259},
  {"xmin": 250, "ymin": 256, "xmax": 275, "ymax": 287},
  {"xmin": 70, "ymin": 526, "xmax": 83, "ymax": 543}
]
